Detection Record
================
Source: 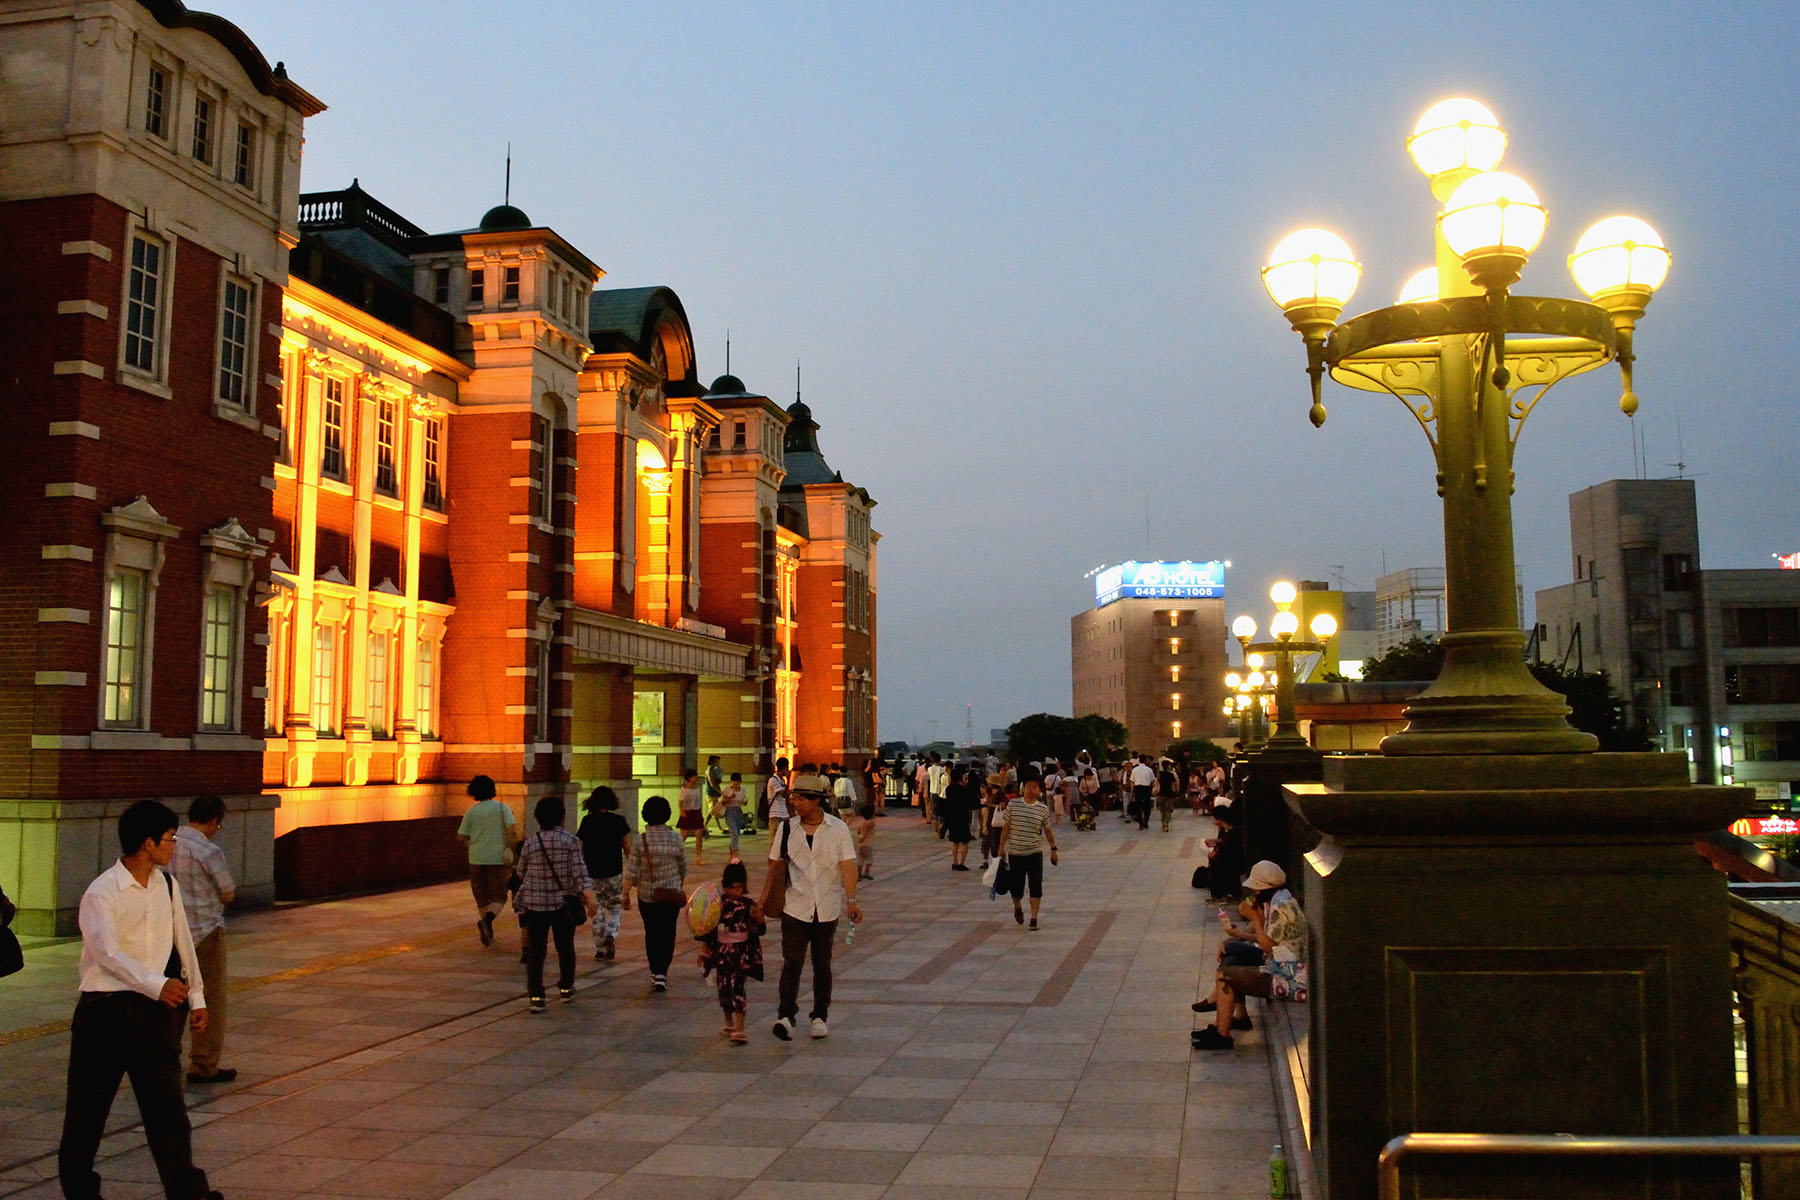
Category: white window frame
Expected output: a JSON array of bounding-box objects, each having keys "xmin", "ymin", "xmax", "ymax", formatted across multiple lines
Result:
[
  {"xmin": 196, "ymin": 519, "xmax": 263, "ymax": 733},
  {"xmin": 215, "ymin": 272, "xmax": 255, "ymax": 411},
  {"xmin": 415, "ymin": 635, "xmax": 439, "ymax": 738},
  {"xmin": 535, "ymin": 636, "xmax": 552, "ymax": 743},
  {"xmin": 422, "ymin": 416, "xmax": 445, "ymax": 509},
  {"xmin": 375, "ymin": 392, "xmax": 399, "ymax": 495},
  {"xmin": 102, "ymin": 567, "xmax": 149, "ymax": 728},
  {"xmin": 232, "ymin": 119, "xmax": 256, "ymax": 189},
  {"xmin": 367, "ymin": 629, "xmax": 391, "ymax": 738},
  {"xmin": 98, "ymin": 499, "xmax": 179, "ymax": 731},
  {"xmin": 191, "ymin": 90, "xmax": 215, "ymax": 165},
  {"xmin": 144, "ymin": 62, "xmax": 170, "ymax": 140},
  {"xmin": 537, "ymin": 416, "xmax": 554, "ymax": 521},
  {"xmin": 320, "ymin": 375, "xmax": 347, "ymax": 479},
  {"xmin": 121, "ymin": 229, "xmax": 173, "ymax": 386},
  {"xmin": 310, "ymin": 623, "xmax": 338, "ymax": 736}
]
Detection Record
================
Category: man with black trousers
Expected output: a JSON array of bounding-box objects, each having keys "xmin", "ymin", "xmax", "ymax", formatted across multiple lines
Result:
[
  {"xmin": 59, "ymin": 799, "xmax": 221, "ymax": 1200},
  {"xmin": 767, "ymin": 778, "xmax": 863, "ymax": 1041}
]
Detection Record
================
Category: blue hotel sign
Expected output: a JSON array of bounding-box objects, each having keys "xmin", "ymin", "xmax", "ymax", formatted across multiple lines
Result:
[{"xmin": 1095, "ymin": 560, "xmax": 1226, "ymax": 607}]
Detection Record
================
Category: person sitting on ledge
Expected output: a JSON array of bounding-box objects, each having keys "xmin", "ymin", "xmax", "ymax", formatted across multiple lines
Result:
[{"xmin": 1192, "ymin": 860, "xmax": 1306, "ymax": 1050}]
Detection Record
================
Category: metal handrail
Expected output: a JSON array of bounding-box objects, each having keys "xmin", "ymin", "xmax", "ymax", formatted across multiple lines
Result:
[{"xmin": 1377, "ymin": 1132, "xmax": 1800, "ymax": 1200}]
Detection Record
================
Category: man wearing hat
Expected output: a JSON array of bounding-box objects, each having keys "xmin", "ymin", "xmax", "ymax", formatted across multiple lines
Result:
[
  {"xmin": 768, "ymin": 773, "xmax": 862, "ymax": 1041},
  {"xmin": 1192, "ymin": 860, "xmax": 1307, "ymax": 1049}
]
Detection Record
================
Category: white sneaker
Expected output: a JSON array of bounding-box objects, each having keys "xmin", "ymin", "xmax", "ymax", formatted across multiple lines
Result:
[
  {"xmin": 810, "ymin": 1017, "xmax": 829, "ymax": 1039},
  {"xmin": 772, "ymin": 1016, "xmax": 794, "ymax": 1041}
]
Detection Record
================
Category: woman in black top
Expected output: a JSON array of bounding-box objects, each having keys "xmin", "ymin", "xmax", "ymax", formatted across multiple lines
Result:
[
  {"xmin": 576, "ymin": 787, "xmax": 631, "ymax": 960},
  {"xmin": 940, "ymin": 766, "xmax": 978, "ymax": 871}
]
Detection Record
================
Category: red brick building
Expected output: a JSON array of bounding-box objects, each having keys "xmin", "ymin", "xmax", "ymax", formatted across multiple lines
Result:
[{"xmin": 0, "ymin": 0, "xmax": 321, "ymax": 932}]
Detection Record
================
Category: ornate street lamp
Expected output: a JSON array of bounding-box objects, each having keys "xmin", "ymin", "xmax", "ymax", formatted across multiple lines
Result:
[
  {"xmin": 1233, "ymin": 582, "xmax": 1338, "ymax": 751},
  {"xmin": 1262, "ymin": 98, "xmax": 1669, "ymax": 755}
]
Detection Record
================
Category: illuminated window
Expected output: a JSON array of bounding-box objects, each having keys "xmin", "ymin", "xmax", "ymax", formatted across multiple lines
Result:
[
  {"xmin": 276, "ymin": 351, "xmax": 294, "ymax": 464},
  {"xmin": 367, "ymin": 632, "xmax": 389, "ymax": 737},
  {"xmin": 1171, "ymin": 693, "xmax": 1182, "ymax": 710},
  {"xmin": 423, "ymin": 417, "xmax": 444, "ymax": 508},
  {"xmin": 216, "ymin": 277, "xmax": 252, "ymax": 408},
  {"xmin": 199, "ymin": 585, "xmax": 237, "ymax": 730},
  {"xmin": 503, "ymin": 266, "xmax": 520, "ymax": 303},
  {"xmin": 320, "ymin": 378, "xmax": 345, "ymax": 478},
  {"xmin": 375, "ymin": 394, "xmax": 398, "ymax": 495},
  {"xmin": 1172, "ymin": 721, "xmax": 1182, "ymax": 738},
  {"xmin": 124, "ymin": 233, "xmax": 164, "ymax": 373},
  {"xmin": 145, "ymin": 65, "xmax": 167, "ymax": 138},
  {"xmin": 191, "ymin": 95, "xmax": 213, "ymax": 163},
  {"xmin": 1169, "ymin": 612, "xmax": 1179, "ymax": 626},
  {"xmin": 310, "ymin": 625, "xmax": 336, "ymax": 735},
  {"xmin": 233, "ymin": 122, "xmax": 255, "ymax": 187},
  {"xmin": 1170, "ymin": 637, "xmax": 1181, "ymax": 653},
  {"xmin": 468, "ymin": 268, "xmax": 485, "ymax": 307},
  {"xmin": 102, "ymin": 568, "xmax": 148, "ymax": 726},
  {"xmin": 415, "ymin": 638, "xmax": 437, "ymax": 737},
  {"xmin": 1171, "ymin": 666, "xmax": 1180, "ymax": 681}
]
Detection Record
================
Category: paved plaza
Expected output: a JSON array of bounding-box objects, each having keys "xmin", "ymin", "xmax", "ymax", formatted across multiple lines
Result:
[{"xmin": 1, "ymin": 810, "xmax": 1282, "ymax": 1199}]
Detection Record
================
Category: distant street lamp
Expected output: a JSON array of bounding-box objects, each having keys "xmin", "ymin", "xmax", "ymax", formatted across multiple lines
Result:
[
  {"xmin": 1233, "ymin": 581, "xmax": 1337, "ymax": 752},
  {"xmin": 1262, "ymin": 98, "xmax": 1668, "ymax": 755}
]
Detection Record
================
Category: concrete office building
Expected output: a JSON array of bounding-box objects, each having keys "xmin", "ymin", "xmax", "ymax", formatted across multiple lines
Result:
[
  {"xmin": 1535, "ymin": 478, "xmax": 1800, "ymax": 800},
  {"xmin": 1070, "ymin": 561, "xmax": 1229, "ymax": 749}
]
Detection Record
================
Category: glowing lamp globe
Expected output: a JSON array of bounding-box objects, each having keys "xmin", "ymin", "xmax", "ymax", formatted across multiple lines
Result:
[
  {"xmin": 1247, "ymin": 671, "xmax": 1266, "ymax": 689},
  {"xmin": 1262, "ymin": 229, "xmax": 1361, "ymax": 331},
  {"xmin": 1225, "ymin": 672, "xmax": 1243, "ymax": 690},
  {"xmin": 1247, "ymin": 653, "xmax": 1265, "ymax": 669},
  {"xmin": 1232, "ymin": 615, "xmax": 1258, "ymax": 641},
  {"xmin": 1408, "ymin": 98, "xmax": 1506, "ymax": 181},
  {"xmin": 1397, "ymin": 267, "xmax": 1439, "ymax": 305},
  {"xmin": 1310, "ymin": 612, "xmax": 1339, "ymax": 640},
  {"xmin": 1439, "ymin": 171, "xmax": 1546, "ymax": 291},
  {"xmin": 1569, "ymin": 216, "xmax": 1669, "ymax": 310},
  {"xmin": 1270, "ymin": 611, "xmax": 1301, "ymax": 639},
  {"xmin": 1269, "ymin": 580, "xmax": 1299, "ymax": 607}
]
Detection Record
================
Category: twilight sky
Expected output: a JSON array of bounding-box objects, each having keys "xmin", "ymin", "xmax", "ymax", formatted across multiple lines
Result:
[{"xmin": 227, "ymin": 0, "xmax": 1800, "ymax": 747}]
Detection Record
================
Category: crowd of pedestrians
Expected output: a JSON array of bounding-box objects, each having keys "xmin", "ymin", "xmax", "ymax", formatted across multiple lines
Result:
[{"xmin": 47, "ymin": 741, "xmax": 1300, "ymax": 1197}]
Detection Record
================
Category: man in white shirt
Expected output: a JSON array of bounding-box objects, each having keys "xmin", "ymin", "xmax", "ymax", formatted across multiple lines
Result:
[
  {"xmin": 766, "ymin": 780, "xmax": 862, "ymax": 1041},
  {"xmin": 171, "ymin": 795, "xmax": 235, "ymax": 1084},
  {"xmin": 59, "ymin": 800, "xmax": 220, "ymax": 1200},
  {"xmin": 1129, "ymin": 754, "xmax": 1157, "ymax": 830}
]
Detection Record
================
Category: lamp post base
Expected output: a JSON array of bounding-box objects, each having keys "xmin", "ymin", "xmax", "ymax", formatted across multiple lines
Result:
[
  {"xmin": 1380, "ymin": 629, "xmax": 1598, "ymax": 756},
  {"xmin": 1285, "ymin": 753, "xmax": 1748, "ymax": 1200}
]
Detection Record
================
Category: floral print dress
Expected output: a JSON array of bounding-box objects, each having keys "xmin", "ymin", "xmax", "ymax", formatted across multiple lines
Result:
[{"xmin": 699, "ymin": 893, "xmax": 765, "ymax": 1014}]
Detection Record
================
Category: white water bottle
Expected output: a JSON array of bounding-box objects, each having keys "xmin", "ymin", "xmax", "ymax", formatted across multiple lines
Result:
[{"xmin": 844, "ymin": 920, "xmax": 857, "ymax": 947}]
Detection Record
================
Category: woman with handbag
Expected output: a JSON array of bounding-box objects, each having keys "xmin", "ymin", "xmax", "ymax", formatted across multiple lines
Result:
[
  {"xmin": 624, "ymin": 795, "xmax": 688, "ymax": 992},
  {"xmin": 512, "ymin": 795, "xmax": 596, "ymax": 1013}
]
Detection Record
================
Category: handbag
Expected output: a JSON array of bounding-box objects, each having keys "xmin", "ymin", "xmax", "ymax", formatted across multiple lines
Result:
[
  {"xmin": 645, "ymin": 834, "xmax": 685, "ymax": 907},
  {"xmin": 989, "ymin": 857, "xmax": 1013, "ymax": 900},
  {"xmin": 758, "ymin": 820, "xmax": 792, "ymax": 918},
  {"xmin": 538, "ymin": 833, "xmax": 589, "ymax": 926}
]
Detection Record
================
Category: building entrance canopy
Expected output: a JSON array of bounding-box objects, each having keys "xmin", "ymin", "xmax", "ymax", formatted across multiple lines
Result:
[{"xmin": 570, "ymin": 607, "xmax": 750, "ymax": 681}]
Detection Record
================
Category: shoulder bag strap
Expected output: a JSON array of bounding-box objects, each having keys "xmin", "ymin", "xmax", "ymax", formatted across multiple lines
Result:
[{"xmin": 540, "ymin": 832, "xmax": 567, "ymax": 894}]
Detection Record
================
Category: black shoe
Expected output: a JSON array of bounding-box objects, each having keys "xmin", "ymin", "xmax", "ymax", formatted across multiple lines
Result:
[
  {"xmin": 1191, "ymin": 1000, "xmax": 1216, "ymax": 1013},
  {"xmin": 651, "ymin": 975, "xmax": 667, "ymax": 992},
  {"xmin": 528, "ymin": 997, "xmax": 547, "ymax": 1014},
  {"xmin": 559, "ymin": 986, "xmax": 576, "ymax": 1004},
  {"xmin": 1231, "ymin": 1014, "xmax": 1252, "ymax": 1031},
  {"xmin": 1191, "ymin": 1026, "xmax": 1233, "ymax": 1049},
  {"xmin": 1028, "ymin": 918, "xmax": 1038, "ymax": 931},
  {"xmin": 477, "ymin": 914, "xmax": 494, "ymax": 946},
  {"xmin": 1013, "ymin": 906, "xmax": 1025, "ymax": 925},
  {"xmin": 952, "ymin": 863, "xmax": 969, "ymax": 871}
]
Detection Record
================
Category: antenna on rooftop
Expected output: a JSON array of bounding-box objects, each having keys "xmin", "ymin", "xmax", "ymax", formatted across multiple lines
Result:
[
  {"xmin": 504, "ymin": 143, "xmax": 512, "ymax": 205},
  {"xmin": 725, "ymin": 332, "xmax": 730, "ymax": 375},
  {"xmin": 796, "ymin": 359, "xmax": 802, "ymax": 404}
]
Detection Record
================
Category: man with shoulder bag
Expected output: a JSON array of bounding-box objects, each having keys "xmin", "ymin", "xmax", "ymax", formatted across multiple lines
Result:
[{"xmin": 763, "ymin": 776, "xmax": 861, "ymax": 1041}]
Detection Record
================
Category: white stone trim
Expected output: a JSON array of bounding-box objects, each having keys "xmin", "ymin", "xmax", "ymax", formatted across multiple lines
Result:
[
  {"xmin": 45, "ymin": 483, "xmax": 98, "ymax": 499},
  {"xmin": 62, "ymin": 240, "xmax": 113, "ymax": 260},
  {"xmin": 42, "ymin": 545, "xmax": 94, "ymax": 561},
  {"xmin": 57, "ymin": 300, "xmax": 109, "ymax": 318},
  {"xmin": 38, "ymin": 608, "xmax": 90, "ymax": 623},
  {"xmin": 48, "ymin": 421, "xmax": 100, "ymax": 440},
  {"xmin": 35, "ymin": 671, "xmax": 88, "ymax": 686}
]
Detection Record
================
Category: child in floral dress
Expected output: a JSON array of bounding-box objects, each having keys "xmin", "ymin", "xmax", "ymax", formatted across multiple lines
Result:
[{"xmin": 698, "ymin": 861, "xmax": 764, "ymax": 1043}]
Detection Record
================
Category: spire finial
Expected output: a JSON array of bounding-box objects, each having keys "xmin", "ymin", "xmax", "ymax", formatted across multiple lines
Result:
[
  {"xmin": 725, "ymin": 331, "xmax": 731, "ymax": 375},
  {"xmin": 796, "ymin": 359, "xmax": 801, "ymax": 404},
  {"xmin": 504, "ymin": 143, "xmax": 512, "ymax": 205}
]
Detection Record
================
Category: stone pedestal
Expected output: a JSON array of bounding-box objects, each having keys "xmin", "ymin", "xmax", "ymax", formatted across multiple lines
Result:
[
  {"xmin": 1286, "ymin": 752, "xmax": 1747, "ymax": 1200},
  {"xmin": 1238, "ymin": 742, "xmax": 1323, "ymax": 884}
]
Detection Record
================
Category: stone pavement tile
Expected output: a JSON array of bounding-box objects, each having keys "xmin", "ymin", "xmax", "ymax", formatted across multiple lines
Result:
[
  {"xmin": 879, "ymin": 1187, "xmax": 1029, "ymax": 1200},
  {"xmin": 288, "ymin": 1076, "xmax": 424, "ymax": 1105},
  {"xmin": 1031, "ymin": 1153, "xmax": 1180, "ymax": 1192},
  {"xmin": 848, "ymin": 1074, "xmax": 965, "ymax": 1099},
  {"xmin": 943, "ymin": 1099, "xmax": 1064, "ymax": 1125},
  {"xmin": 190, "ymin": 1117, "xmax": 307, "ymax": 1164},
  {"xmin": 441, "ymin": 1165, "xmax": 616, "ymax": 1200},
  {"xmin": 631, "ymin": 1069, "xmax": 761, "ymax": 1096},
  {"xmin": 285, "ymin": 1125, "xmax": 420, "ymax": 1160},
  {"xmin": 1180, "ymin": 1124, "xmax": 1278, "ymax": 1162},
  {"xmin": 631, "ymin": 1141, "xmax": 784, "ymax": 1179},
  {"xmin": 1049, "ymin": 1126, "xmax": 1183, "ymax": 1157},
  {"xmin": 890, "ymin": 1039, "xmax": 990, "ymax": 1060},
  {"xmin": 873, "ymin": 1055, "xmax": 983, "ymax": 1079},
  {"xmin": 588, "ymin": 1172, "xmax": 749, "ymax": 1200},
  {"xmin": 1060, "ymin": 1099, "xmax": 1184, "ymax": 1128},
  {"xmin": 760, "ymin": 1146, "xmax": 912, "ymax": 1184},
  {"xmin": 671, "ymin": 1116, "xmax": 817, "ymax": 1148},
  {"xmin": 231, "ymin": 1094, "xmax": 344, "ymax": 1131},
  {"xmin": 463, "ymin": 1100, "xmax": 600, "ymax": 1136},
  {"xmin": 342, "ymin": 1100, "xmax": 484, "ymax": 1131},
  {"xmin": 750, "ymin": 1070, "xmax": 863, "ymax": 1097},
  {"xmin": 892, "ymin": 1153, "xmax": 1043, "ymax": 1189},
  {"xmin": 206, "ymin": 1151, "xmax": 361, "ymax": 1193},
  {"xmin": 957, "ymin": 1076, "xmax": 1075, "ymax": 1102},
  {"xmin": 1176, "ymin": 1152, "xmax": 1270, "ymax": 1194},
  {"xmin": 381, "ymin": 1131, "xmax": 542, "ymax": 1167},
  {"xmin": 556, "ymin": 1109, "xmax": 696, "ymax": 1142},
  {"xmin": 826, "ymin": 1095, "xmax": 954, "ymax": 1124},
  {"xmin": 507, "ymin": 1137, "xmax": 663, "ymax": 1173},
  {"xmin": 919, "ymin": 1123, "xmax": 1055, "ymax": 1156},
  {"xmin": 1082, "ymin": 1057, "xmax": 1189, "ymax": 1083},
  {"xmin": 1069, "ymin": 1077, "xmax": 1187, "ymax": 1103},
  {"xmin": 795, "ymin": 1120, "xmax": 935, "ymax": 1152},
  {"xmin": 321, "ymin": 1157, "xmax": 485, "ymax": 1198},
  {"xmin": 772, "ymin": 1053, "xmax": 890, "ymax": 1077},
  {"xmin": 710, "ymin": 1091, "xmax": 842, "ymax": 1122},
  {"xmin": 735, "ymin": 1182, "xmax": 886, "ymax": 1200},
  {"xmin": 969, "ymin": 1059, "xmax": 1085, "ymax": 1081}
]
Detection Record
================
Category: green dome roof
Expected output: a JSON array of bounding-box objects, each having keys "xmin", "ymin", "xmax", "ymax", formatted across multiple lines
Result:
[{"xmin": 478, "ymin": 203, "xmax": 532, "ymax": 232}]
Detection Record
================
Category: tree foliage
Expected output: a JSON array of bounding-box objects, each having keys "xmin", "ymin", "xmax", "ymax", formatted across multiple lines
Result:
[
  {"xmin": 1167, "ymin": 738, "xmax": 1230, "ymax": 764},
  {"xmin": 1352, "ymin": 637, "xmax": 1652, "ymax": 751},
  {"xmin": 1005, "ymin": 712, "xmax": 1129, "ymax": 764}
]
